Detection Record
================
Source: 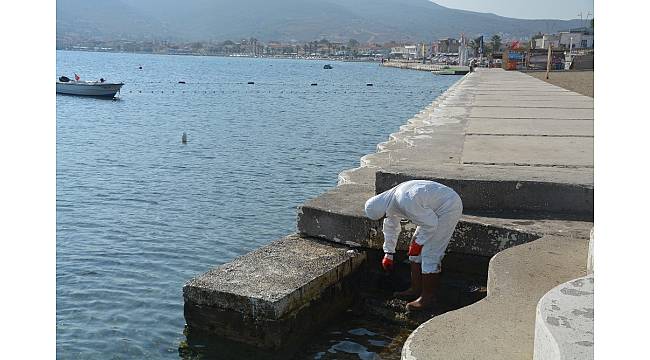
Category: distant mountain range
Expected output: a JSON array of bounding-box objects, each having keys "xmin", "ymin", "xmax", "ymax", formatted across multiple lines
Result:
[{"xmin": 57, "ymin": 0, "xmax": 586, "ymax": 43}]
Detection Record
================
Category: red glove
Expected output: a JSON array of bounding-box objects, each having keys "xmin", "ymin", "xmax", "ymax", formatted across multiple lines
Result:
[
  {"xmin": 381, "ymin": 254, "xmax": 394, "ymax": 272},
  {"xmin": 408, "ymin": 241, "xmax": 423, "ymax": 256}
]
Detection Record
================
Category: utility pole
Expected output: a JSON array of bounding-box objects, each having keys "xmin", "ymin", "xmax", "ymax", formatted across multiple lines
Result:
[
  {"xmin": 546, "ymin": 43, "xmax": 552, "ymax": 79},
  {"xmin": 422, "ymin": 43, "xmax": 426, "ymax": 64}
]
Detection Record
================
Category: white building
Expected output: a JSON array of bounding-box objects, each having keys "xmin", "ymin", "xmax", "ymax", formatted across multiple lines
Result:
[
  {"xmin": 535, "ymin": 28, "xmax": 594, "ymax": 50},
  {"xmin": 559, "ymin": 31, "xmax": 594, "ymax": 50},
  {"xmin": 534, "ymin": 34, "xmax": 560, "ymax": 49},
  {"xmin": 390, "ymin": 44, "xmax": 424, "ymax": 59}
]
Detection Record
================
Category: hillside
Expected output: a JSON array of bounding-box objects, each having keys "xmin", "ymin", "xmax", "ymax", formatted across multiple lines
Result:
[{"xmin": 57, "ymin": 0, "xmax": 585, "ymax": 42}]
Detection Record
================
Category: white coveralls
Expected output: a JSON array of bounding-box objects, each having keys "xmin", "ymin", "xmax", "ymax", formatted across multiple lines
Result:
[{"xmin": 364, "ymin": 180, "xmax": 463, "ymax": 274}]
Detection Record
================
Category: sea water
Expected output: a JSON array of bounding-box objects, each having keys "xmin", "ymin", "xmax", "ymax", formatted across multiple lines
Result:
[{"xmin": 56, "ymin": 50, "xmax": 460, "ymax": 358}]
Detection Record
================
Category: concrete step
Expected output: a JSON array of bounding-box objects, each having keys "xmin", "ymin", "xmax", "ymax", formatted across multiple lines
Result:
[
  {"xmin": 183, "ymin": 234, "xmax": 365, "ymax": 350},
  {"xmin": 376, "ymin": 168, "xmax": 593, "ymax": 219},
  {"xmin": 533, "ymin": 275, "xmax": 594, "ymax": 360},
  {"xmin": 297, "ymin": 184, "xmax": 592, "ymax": 257},
  {"xmin": 400, "ymin": 235, "xmax": 589, "ymax": 360}
]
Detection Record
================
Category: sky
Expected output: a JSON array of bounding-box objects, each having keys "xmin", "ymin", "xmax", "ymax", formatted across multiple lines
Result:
[{"xmin": 432, "ymin": 0, "xmax": 593, "ymax": 20}]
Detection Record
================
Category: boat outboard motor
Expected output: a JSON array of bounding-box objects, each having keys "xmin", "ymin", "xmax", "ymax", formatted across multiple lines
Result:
[{"xmin": 59, "ymin": 76, "xmax": 70, "ymax": 82}]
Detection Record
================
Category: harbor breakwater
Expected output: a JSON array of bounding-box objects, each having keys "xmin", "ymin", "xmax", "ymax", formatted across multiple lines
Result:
[{"xmin": 182, "ymin": 68, "xmax": 594, "ymax": 359}]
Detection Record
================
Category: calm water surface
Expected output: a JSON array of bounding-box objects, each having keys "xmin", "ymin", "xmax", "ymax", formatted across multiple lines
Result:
[{"xmin": 56, "ymin": 50, "xmax": 459, "ymax": 359}]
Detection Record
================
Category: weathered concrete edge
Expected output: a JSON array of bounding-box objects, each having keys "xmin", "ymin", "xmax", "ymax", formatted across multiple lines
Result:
[
  {"xmin": 183, "ymin": 234, "xmax": 366, "ymax": 320},
  {"xmin": 338, "ymin": 71, "xmax": 470, "ymax": 186},
  {"xmin": 296, "ymin": 184, "xmax": 591, "ymax": 257},
  {"xmin": 533, "ymin": 275, "xmax": 594, "ymax": 360},
  {"xmin": 401, "ymin": 235, "xmax": 589, "ymax": 360},
  {"xmin": 184, "ymin": 268, "xmax": 363, "ymax": 351}
]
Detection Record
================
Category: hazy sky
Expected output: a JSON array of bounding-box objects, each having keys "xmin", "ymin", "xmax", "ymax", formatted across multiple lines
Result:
[{"xmin": 433, "ymin": 0, "xmax": 593, "ymax": 20}]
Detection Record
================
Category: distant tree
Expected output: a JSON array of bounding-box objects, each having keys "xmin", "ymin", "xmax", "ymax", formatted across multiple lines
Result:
[
  {"xmin": 348, "ymin": 39, "xmax": 360, "ymax": 49},
  {"xmin": 490, "ymin": 34, "xmax": 502, "ymax": 53},
  {"xmin": 222, "ymin": 40, "xmax": 235, "ymax": 46}
]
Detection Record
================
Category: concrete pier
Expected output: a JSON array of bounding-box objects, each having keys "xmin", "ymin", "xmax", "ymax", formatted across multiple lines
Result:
[
  {"xmin": 370, "ymin": 69, "xmax": 594, "ymax": 359},
  {"xmin": 182, "ymin": 68, "xmax": 593, "ymax": 358}
]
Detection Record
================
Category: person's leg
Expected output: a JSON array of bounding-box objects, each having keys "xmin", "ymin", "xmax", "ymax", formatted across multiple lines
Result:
[
  {"xmin": 405, "ymin": 230, "xmax": 440, "ymax": 311},
  {"xmin": 394, "ymin": 227, "xmax": 422, "ymax": 301},
  {"xmin": 406, "ymin": 272, "xmax": 441, "ymax": 311},
  {"xmin": 407, "ymin": 208, "xmax": 462, "ymax": 311},
  {"xmin": 393, "ymin": 262, "xmax": 421, "ymax": 301}
]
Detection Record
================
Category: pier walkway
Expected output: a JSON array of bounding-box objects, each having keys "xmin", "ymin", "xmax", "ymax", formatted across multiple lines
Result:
[{"xmin": 347, "ymin": 68, "xmax": 594, "ymax": 359}]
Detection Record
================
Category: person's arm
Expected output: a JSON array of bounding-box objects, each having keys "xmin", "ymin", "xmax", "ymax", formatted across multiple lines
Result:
[
  {"xmin": 380, "ymin": 215, "xmax": 401, "ymax": 271},
  {"xmin": 382, "ymin": 215, "xmax": 401, "ymax": 254}
]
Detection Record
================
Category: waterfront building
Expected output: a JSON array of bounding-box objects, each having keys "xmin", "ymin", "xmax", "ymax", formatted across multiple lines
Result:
[
  {"xmin": 436, "ymin": 38, "xmax": 460, "ymax": 54},
  {"xmin": 558, "ymin": 27, "xmax": 594, "ymax": 50}
]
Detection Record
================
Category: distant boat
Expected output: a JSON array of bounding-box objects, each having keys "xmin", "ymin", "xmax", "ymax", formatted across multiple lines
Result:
[
  {"xmin": 56, "ymin": 76, "xmax": 124, "ymax": 97},
  {"xmin": 323, "ymin": 64, "xmax": 333, "ymax": 69}
]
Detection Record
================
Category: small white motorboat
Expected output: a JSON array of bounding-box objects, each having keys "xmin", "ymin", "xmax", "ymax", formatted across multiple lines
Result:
[{"xmin": 56, "ymin": 76, "xmax": 124, "ymax": 98}]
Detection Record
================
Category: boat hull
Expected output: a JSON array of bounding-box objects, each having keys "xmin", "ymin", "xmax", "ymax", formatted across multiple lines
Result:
[{"xmin": 56, "ymin": 82, "xmax": 124, "ymax": 97}]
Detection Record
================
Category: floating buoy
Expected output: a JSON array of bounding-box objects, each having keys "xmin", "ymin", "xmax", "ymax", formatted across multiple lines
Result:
[
  {"xmin": 247, "ymin": 81, "xmax": 255, "ymax": 85},
  {"xmin": 366, "ymin": 83, "xmax": 373, "ymax": 86},
  {"xmin": 178, "ymin": 81, "xmax": 186, "ymax": 84},
  {"xmin": 181, "ymin": 132, "xmax": 187, "ymax": 144},
  {"xmin": 138, "ymin": 66, "xmax": 143, "ymax": 70},
  {"xmin": 311, "ymin": 83, "xmax": 317, "ymax": 86}
]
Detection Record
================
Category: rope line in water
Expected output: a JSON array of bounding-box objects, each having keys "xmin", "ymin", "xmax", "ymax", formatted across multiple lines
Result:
[{"xmin": 123, "ymin": 89, "xmax": 439, "ymax": 96}]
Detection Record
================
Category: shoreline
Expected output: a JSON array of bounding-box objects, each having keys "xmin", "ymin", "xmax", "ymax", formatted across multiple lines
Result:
[{"xmin": 56, "ymin": 48, "xmax": 382, "ymax": 63}]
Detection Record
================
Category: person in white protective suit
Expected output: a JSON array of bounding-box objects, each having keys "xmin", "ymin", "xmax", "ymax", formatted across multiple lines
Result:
[{"xmin": 364, "ymin": 180, "xmax": 463, "ymax": 311}]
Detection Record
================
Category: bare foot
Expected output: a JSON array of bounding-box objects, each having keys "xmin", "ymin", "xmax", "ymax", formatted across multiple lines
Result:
[
  {"xmin": 406, "ymin": 296, "xmax": 437, "ymax": 311},
  {"xmin": 393, "ymin": 288, "xmax": 420, "ymax": 301}
]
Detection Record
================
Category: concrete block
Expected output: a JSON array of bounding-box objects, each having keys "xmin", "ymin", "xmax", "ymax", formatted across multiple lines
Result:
[
  {"xmin": 376, "ymin": 170, "xmax": 594, "ymax": 219},
  {"xmin": 467, "ymin": 118, "xmax": 594, "ymax": 137},
  {"xmin": 297, "ymin": 184, "xmax": 591, "ymax": 257},
  {"xmin": 469, "ymin": 106, "xmax": 594, "ymax": 120},
  {"xmin": 183, "ymin": 234, "xmax": 366, "ymax": 349},
  {"xmin": 337, "ymin": 166, "xmax": 378, "ymax": 186},
  {"xmin": 463, "ymin": 135, "xmax": 593, "ymax": 167},
  {"xmin": 297, "ymin": 184, "xmax": 384, "ymax": 249},
  {"xmin": 533, "ymin": 275, "xmax": 594, "ymax": 360},
  {"xmin": 467, "ymin": 100, "xmax": 593, "ymax": 109}
]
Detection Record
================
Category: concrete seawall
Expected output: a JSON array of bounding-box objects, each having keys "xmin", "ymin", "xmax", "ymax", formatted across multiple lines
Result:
[
  {"xmin": 182, "ymin": 68, "xmax": 593, "ymax": 359},
  {"xmin": 381, "ymin": 61, "xmax": 442, "ymax": 72}
]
